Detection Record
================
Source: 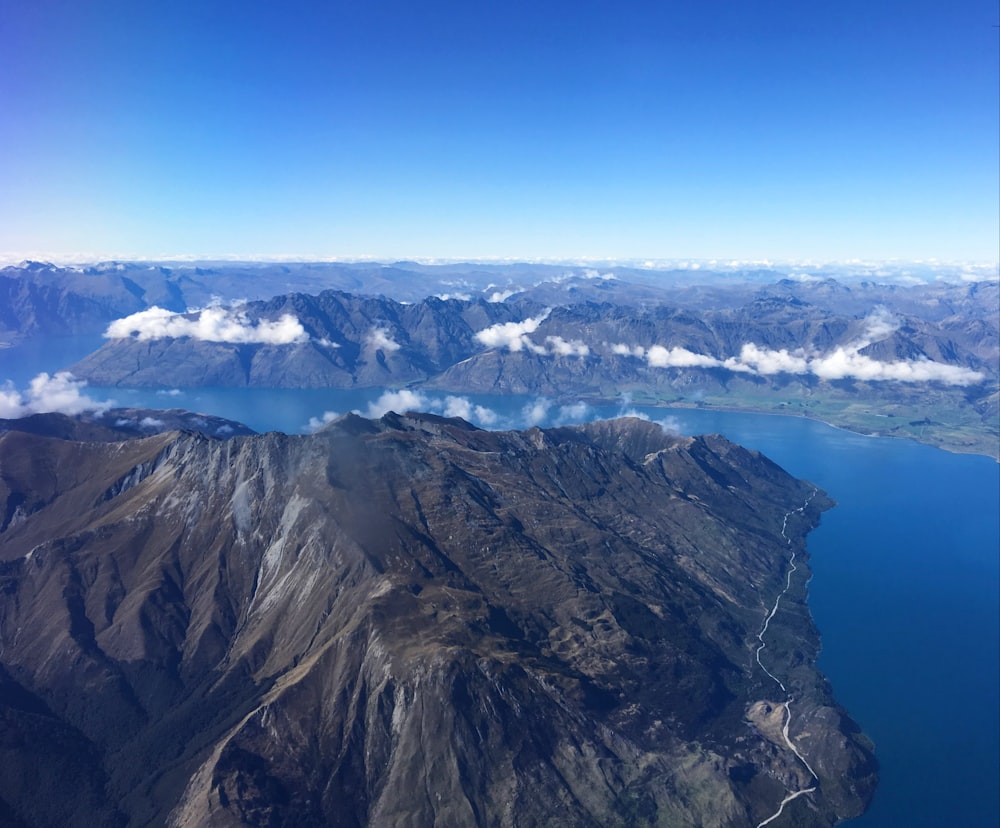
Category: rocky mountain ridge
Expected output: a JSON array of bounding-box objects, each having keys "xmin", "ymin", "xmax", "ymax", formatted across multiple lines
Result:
[
  {"xmin": 59, "ymin": 281, "xmax": 999, "ymax": 456},
  {"xmin": 70, "ymin": 286, "xmax": 997, "ymax": 391},
  {"xmin": 0, "ymin": 412, "xmax": 875, "ymax": 826}
]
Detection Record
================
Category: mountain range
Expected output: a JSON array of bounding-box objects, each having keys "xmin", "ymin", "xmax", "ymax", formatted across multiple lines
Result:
[
  {"xmin": 1, "ymin": 259, "xmax": 997, "ymax": 456},
  {"xmin": 0, "ymin": 412, "xmax": 876, "ymax": 827},
  {"xmin": 61, "ymin": 277, "xmax": 999, "ymax": 456}
]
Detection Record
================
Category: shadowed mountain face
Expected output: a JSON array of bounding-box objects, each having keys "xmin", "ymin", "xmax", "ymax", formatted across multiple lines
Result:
[
  {"xmin": 68, "ymin": 286, "xmax": 997, "ymax": 392},
  {"xmin": 3, "ymin": 260, "xmax": 995, "ymax": 455},
  {"xmin": 62, "ymin": 281, "xmax": 999, "ymax": 457},
  {"xmin": 0, "ymin": 414, "xmax": 875, "ymax": 827}
]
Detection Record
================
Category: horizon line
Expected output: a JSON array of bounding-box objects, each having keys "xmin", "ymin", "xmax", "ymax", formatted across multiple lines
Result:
[{"xmin": 2, "ymin": 252, "xmax": 998, "ymax": 272}]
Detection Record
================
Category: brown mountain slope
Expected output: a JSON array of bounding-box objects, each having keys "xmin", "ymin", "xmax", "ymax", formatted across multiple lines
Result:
[{"xmin": 0, "ymin": 414, "xmax": 874, "ymax": 827}]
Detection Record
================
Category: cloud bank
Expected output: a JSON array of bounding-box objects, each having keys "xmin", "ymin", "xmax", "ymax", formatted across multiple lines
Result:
[
  {"xmin": 0, "ymin": 372, "xmax": 114, "ymax": 418},
  {"xmin": 105, "ymin": 306, "xmax": 309, "ymax": 344},
  {"xmin": 611, "ymin": 310, "xmax": 984, "ymax": 386},
  {"xmin": 478, "ymin": 306, "xmax": 979, "ymax": 384}
]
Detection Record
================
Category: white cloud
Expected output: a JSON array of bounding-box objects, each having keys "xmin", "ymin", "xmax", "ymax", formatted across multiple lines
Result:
[
  {"xmin": 105, "ymin": 306, "xmax": 309, "ymax": 345},
  {"xmin": 611, "ymin": 343, "xmax": 646, "ymax": 358},
  {"xmin": 581, "ymin": 269, "xmax": 616, "ymax": 281},
  {"xmin": 959, "ymin": 265, "xmax": 999, "ymax": 283},
  {"xmin": 473, "ymin": 405, "xmax": 500, "ymax": 426},
  {"xmin": 616, "ymin": 409, "xmax": 683, "ymax": 435},
  {"xmin": 365, "ymin": 326, "xmax": 402, "ymax": 352},
  {"xmin": 545, "ymin": 336, "xmax": 590, "ymax": 357},
  {"xmin": 139, "ymin": 416, "xmax": 165, "ymax": 429},
  {"xmin": 809, "ymin": 349, "xmax": 983, "ymax": 384},
  {"xmin": 474, "ymin": 314, "xmax": 590, "ymax": 358},
  {"xmin": 608, "ymin": 305, "xmax": 984, "ymax": 386},
  {"xmin": 364, "ymin": 389, "xmax": 429, "ymax": 418},
  {"xmin": 156, "ymin": 388, "xmax": 183, "ymax": 396},
  {"xmin": 646, "ymin": 345, "xmax": 721, "ymax": 369},
  {"xmin": 306, "ymin": 410, "xmax": 341, "ymax": 432},
  {"xmin": 0, "ymin": 372, "xmax": 114, "ymax": 418},
  {"xmin": 442, "ymin": 395, "xmax": 473, "ymax": 420},
  {"xmin": 555, "ymin": 401, "xmax": 591, "ymax": 424},
  {"xmin": 442, "ymin": 395, "xmax": 500, "ymax": 426},
  {"xmin": 658, "ymin": 415, "xmax": 683, "ymax": 435},
  {"xmin": 486, "ymin": 288, "xmax": 517, "ymax": 303},
  {"xmin": 854, "ymin": 307, "xmax": 899, "ymax": 347},
  {"xmin": 308, "ymin": 394, "xmax": 500, "ymax": 431},
  {"xmin": 729, "ymin": 343, "xmax": 810, "ymax": 375},
  {"xmin": 352, "ymin": 388, "xmax": 500, "ymax": 431},
  {"xmin": 436, "ymin": 292, "xmax": 471, "ymax": 301},
  {"xmin": 0, "ymin": 385, "xmax": 26, "ymax": 418},
  {"xmin": 522, "ymin": 398, "xmax": 551, "ymax": 426},
  {"xmin": 474, "ymin": 313, "xmax": 550, "ymax": 354},
  {"xmin": 29, "ymin": 372, "xmax": 114, "ymax": 415}
]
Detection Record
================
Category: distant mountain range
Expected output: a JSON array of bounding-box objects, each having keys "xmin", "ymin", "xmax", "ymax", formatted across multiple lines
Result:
[
  {"xmin": 2, "ymin": 260, "xmax": 997, "ymax": 456},
  {"xmin": 3, "ymin": 258, "xmax": 996, "ymax": 337},
  {"xmin": 0, "ymin": 412, "xmax": 876, "ymax": 826}
]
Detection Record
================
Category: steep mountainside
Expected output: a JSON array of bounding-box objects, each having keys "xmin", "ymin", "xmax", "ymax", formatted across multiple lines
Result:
[
  {"xmin": 0, "ymin": 414, "xmax": 875, "ymax": 827},
  {"xmin": 71, "ymin": 290, "xmax": 539, "ymax": 388},
  {"xmin": 71, "ymin": 288, "xmax": 997, "ymax": 392},
  {"xmin": 64, "ymin": 282, "xmax": 999, "ymax": 455}
]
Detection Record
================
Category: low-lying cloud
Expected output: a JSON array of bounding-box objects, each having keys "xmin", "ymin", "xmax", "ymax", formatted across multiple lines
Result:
[
  {"xmin": 306, "ymin": 410, "xmax": 341, "ymax": 432},
  {"xmin": 855, "ymin": 306, "xmax": 900, "ymax": 346},
  {"xmin": 0, "ymin": 372, "xmax": 114, "ymax": 418},
  {"xmin": 554, "ymin": 401, "xmax": 591, "ymax": 424},
  {"xmin": 646, "ymin": 345, "xmax": 723, "ymax": 369},
  {"xmin": 616, "ymin": 408, "xmax": 684, "ymax": 436},
  {"xmin": 475, "ymin": 313, "xmax": 587, "ymax": 358},
  {"xmin": 365, "ymin": 326, "xmax": 402, "ymax": 352},
  {"xmin": 306, "ymin": 390, "xmax": 502, "ymax": 432},
  {"xmin": 808, "ymin": 348, "xmax": 983, "ymax": 384},
  {"xmin": 611, "ymin": 308, "xmax": 984, "ymax": 386},
  {"xmin": 441, "ymin": 395, "xmax": 500, "ymax": 426},
  {"xmin": 105, "ymin": 306, "xmax": 309, "ymax": 345},
  {"xmin": 475, "ymin": 314, "xmax": 549, "ymax": 353},
  {"xmin": 522, "ymin": 398, "xmax": 552, "ymax": 426},
  {"xmin": 363, "ymin": 390, "xmax": 501, "ymax": 427},
  {"xmin": 730, "ymin": 343, "xmax": 809, "ymax": 375},
  {"xmin": 545, "ymin": 336, "xmax": 590, "ymax": 357}
]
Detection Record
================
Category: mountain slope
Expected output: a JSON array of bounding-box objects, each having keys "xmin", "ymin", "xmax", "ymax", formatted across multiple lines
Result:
[{"xmin": 0, "ymin": 414, "xmax": 875, "ymax": 826}]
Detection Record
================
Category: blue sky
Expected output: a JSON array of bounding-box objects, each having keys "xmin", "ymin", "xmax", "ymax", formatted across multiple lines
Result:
[{"xmin": 1, "ymin": 0, "xmax": 997, "ymax": 263}]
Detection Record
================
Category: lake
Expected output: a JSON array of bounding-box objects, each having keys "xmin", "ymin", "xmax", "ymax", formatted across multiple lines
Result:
[{"xmin": 2, "ymin": 343, "xmax": 998, "ymax": 827}]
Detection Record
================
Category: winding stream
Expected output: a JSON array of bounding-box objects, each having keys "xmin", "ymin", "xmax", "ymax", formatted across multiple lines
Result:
[{"xmin": 754, "ymin": 491, "xmax": 818, "ymax": 828}]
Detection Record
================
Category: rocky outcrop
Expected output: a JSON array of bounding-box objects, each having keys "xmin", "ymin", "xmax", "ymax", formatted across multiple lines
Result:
[{"xmin": 0, "ymin": 413, "xmax": 875, "ymax": 826}]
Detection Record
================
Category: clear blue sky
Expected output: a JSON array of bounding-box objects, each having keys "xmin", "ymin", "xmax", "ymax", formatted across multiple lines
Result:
[{"xmin": 1, "ymin": 0, "xmax": 997, "ymax": 263}]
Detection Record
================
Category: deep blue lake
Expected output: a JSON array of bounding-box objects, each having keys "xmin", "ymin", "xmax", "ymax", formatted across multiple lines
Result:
[{"xmin": 2, "ymin": 341, "xmax": 998, "ymax": 827}]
